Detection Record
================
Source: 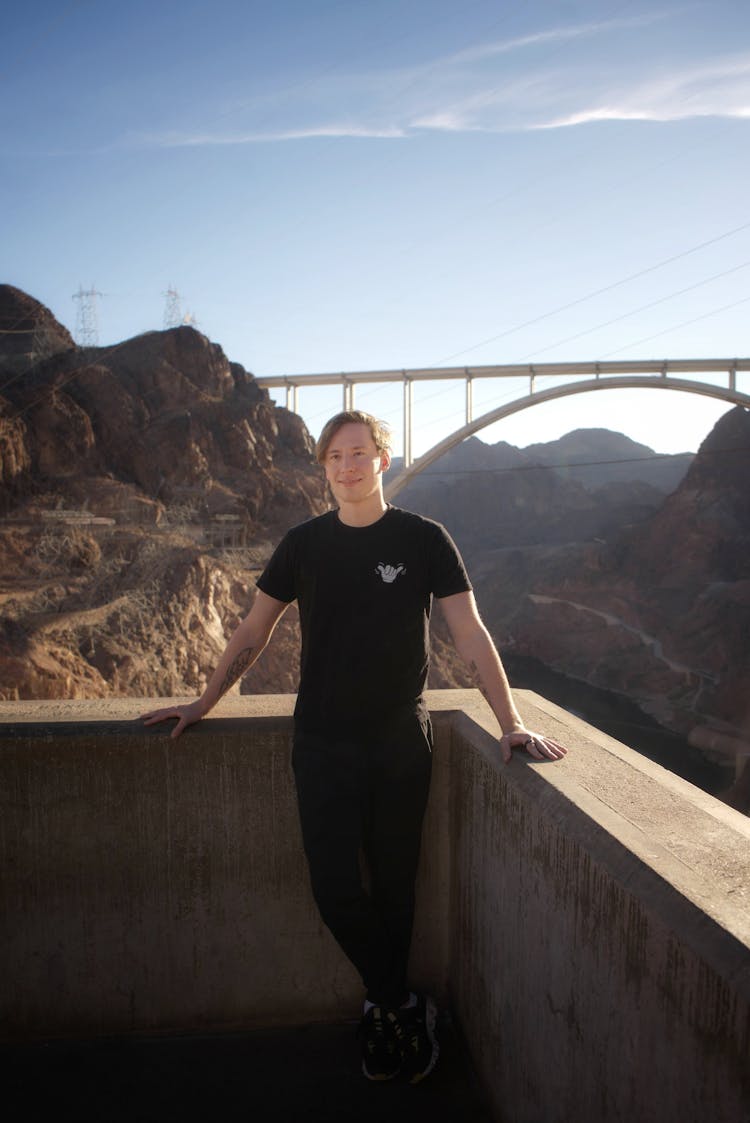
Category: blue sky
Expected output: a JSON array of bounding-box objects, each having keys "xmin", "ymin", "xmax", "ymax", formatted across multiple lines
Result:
[{"xmin": 3, "ymin": 0, "xmax": 749, "ymax": 457}]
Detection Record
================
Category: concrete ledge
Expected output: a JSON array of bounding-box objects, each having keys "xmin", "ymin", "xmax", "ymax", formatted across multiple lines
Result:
[
  {"xmin": 441, "ymin": 691, "xmax": 750, "ymax": 1123},
  {"xmin": 0, "ymin": 693, "xmax": 460, "ymax": 1038},
  {"xmin": 2, "ymin": 691, "xmax": 749, "ymax": 1121},
  {"xmin": 1, "ymin": 695, "xmax": 355, "ymax": 1036}
]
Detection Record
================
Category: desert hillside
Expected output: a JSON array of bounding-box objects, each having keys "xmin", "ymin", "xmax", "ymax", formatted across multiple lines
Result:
[
  {"xmin": 0, "ymin": 285, "xmax": 323, "ymax": 701},
  {"xmin": 0, "ymin": 286, "xmax": 472, "ymax": 702}
]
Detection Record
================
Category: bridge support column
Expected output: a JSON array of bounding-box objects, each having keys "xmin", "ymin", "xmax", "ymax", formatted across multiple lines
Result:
[
  {"xmin": 465, "ymin": 372, "xmax": 473, "ymax": 424},
  {"xmin": 403, "ymin": 376, "xmax": 413, "ymax": 468},
  {"xmin": 285, "ymin": 383, "xmax": 299, "ymax": 413}
]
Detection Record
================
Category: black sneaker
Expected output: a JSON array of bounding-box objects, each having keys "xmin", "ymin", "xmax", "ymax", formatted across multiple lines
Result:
[
  {"xmin": 359, "ymin": 1005, "xmax": 405, "ymax": 1081},
  {"xmin": 399, "ymin": 994, "xmax": 439, "ymax": 1084}
]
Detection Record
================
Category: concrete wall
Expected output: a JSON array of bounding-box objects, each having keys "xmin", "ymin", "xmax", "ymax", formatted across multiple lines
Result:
[
  {"xmin": 0, "ymin": 694, "xmax": 453, "ymax": 1039},
  {"xmin": 446, "ymin": 692, "xmax": 750, "ymax": 1123},
  {"xmin": 1, "ymin": 699, "xmax": 357, "ymax": 1036},
  {"xmin": 1, "ymin": 691, "xmax": 749, "ymax": 1122}
]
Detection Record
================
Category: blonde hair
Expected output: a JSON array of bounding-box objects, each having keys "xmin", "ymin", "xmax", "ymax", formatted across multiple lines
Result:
[{"xmin": 315, "ymin": 410, "xmax": 392, "ymax": 464}]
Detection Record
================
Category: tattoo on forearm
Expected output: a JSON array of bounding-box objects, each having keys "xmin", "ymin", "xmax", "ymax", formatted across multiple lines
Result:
[
  {"xmin": 469, "ymin": 660, "xmax": 488, "ymax": 697},
  {"xmin": 218, "ymin": 647, "xmax": 255, "ymax": 697}
]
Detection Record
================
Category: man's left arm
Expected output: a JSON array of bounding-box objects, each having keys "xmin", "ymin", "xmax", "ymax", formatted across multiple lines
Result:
[{"xmin": 438, "ymin": 590, "xmax": 568, "ymax": 764}]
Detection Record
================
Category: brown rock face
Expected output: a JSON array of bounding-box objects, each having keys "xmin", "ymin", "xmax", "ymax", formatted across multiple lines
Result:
[
  {"xmin": 0, "ymin": 409, "xmax": 31, "ymax": 489},
  {"xmin": 0, "ymin": 284, "xmax": 75, "ymax": 362},
  {"xmin": 3, "ymin": 287, "xmax": 746, "ymax": 796},
  {"xmin": 0, "ymin": 288, "xmax": 329, "ymax": 703},
  {"xmin": 479, "ymin": 407, "xmax": 750, "ymax": 743},
  {"xmin": 0, "ymin": 292, "xmax": 325, "ymax": 530},
  {"xmin": 617, "ymin": 406, "xmax": 750, "ymax": 589},
  {"xmin": 0, "ymin": 286, "xmax": 76, "ymax": 491},
  {"xmin": 394, "ymin": 407, "xmax": 749, "ymax": 804},
  {"xmin": 396, "ymin": 433, "xmax": 688, "ymax": 556}
]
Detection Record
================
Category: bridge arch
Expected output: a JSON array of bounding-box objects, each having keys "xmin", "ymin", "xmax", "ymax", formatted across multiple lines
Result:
[{"xmin": 384, "ymin": 375, "xmax": 750, "ymax": 500}]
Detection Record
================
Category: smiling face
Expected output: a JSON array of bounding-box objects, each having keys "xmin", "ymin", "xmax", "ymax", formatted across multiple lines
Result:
[{"xmin": 322, "ymin": 421, "xmax": 391, "ymax": 514}]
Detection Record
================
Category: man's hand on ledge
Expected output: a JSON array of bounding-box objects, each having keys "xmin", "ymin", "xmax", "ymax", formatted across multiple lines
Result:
[
  {"xmin": 499, "ymin": 729, "xmax": 568, "ymax": 765},
  {"xmin": 141, "ymin": 700, "xmax": 207, "ymax": 739}
]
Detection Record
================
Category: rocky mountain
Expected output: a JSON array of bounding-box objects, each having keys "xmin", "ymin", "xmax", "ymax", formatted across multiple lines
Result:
[
  {"xmin": 388, "ymin": 403, "xmax": 748, "ymax": 806},
  {"xmin": 394, "ymin": 430, "xmax": 690, "ymax": 557},
  {"xmin": 468, "ymin": 406, "xmax": 750, "ymax": 767},
  {"xmin": 0, "ymin": 284, "xmax": 75, "ymax": 366},
  {"xmin": 0, "ymin": 286, "xmax": 330, "ymax": 701},
  {"xmin": 523, "ymin": 428, "xmax": 692, "ymax": 492},
  {"xmin": 0, "ymin": 286, "xmax": 473, "ymax": 704},
  {"xmin": 0, "ymin": 285, "xmax": 323, "ymax": 531},
  {"xmin": 2, "ymin": 285, "xmax": 747, "ymax": 808}
]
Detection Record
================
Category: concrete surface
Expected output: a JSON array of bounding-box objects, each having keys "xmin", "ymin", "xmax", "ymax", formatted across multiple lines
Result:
[
  {"xmin": 2, "ymin": 1017, "xmax": 491, "ymax": 1123},
  {"xmin": 2, "ymin": 690, "xmax": 750, "ymax": 1122}
]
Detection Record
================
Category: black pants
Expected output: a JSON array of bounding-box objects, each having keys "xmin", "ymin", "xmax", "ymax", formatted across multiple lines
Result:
[{"xmin": 292, "ymin": 707, "xmax": 433, "ymax": 1008}]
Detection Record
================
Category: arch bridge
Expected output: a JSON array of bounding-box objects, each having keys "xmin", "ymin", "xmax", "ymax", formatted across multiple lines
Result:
[{"xmin": 255, "ymin": 358, "xmax": 750, "ymax": 499}]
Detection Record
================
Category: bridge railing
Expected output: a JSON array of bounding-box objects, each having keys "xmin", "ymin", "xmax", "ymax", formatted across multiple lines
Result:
[{"xmin": 256, "ymin": 357, "xmax": 750, "ymax": 467}]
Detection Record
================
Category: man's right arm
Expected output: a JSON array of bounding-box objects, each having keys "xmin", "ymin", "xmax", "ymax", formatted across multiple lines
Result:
[{"xmin": 141, "ymin": 589, "xmax": 290, "ymax": 738}]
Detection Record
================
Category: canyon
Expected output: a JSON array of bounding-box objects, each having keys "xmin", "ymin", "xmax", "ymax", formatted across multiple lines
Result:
[{"xmin": 2, "ymin": 284, "xmax": 748, "ymax": 807}]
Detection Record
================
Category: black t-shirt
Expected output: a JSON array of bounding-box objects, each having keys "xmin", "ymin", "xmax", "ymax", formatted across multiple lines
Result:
[{"xmin": 256, "ymin": 505, "xmax": 471, "ymax": 731}]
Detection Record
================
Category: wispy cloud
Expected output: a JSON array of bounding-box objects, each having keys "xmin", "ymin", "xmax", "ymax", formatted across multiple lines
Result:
[
  {"xmin": 126, "ymin": 11, "xmax": 750, "ymax": 150},
  {"xmin": 446, "ymin": 10, "xmax": 674, "ymax": 65},
  {"xmin": 529, "ymin": 54, "xmax": 750, "ymax": 130},
  {"xmin": 136, "ymin": 124, "xmax": 407, "ymax": 147}
]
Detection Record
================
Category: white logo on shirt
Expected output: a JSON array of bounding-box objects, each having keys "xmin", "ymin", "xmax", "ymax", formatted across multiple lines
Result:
[{"xmin": 376, "ymin": 563, "xmax": 406, "ymax": 584}]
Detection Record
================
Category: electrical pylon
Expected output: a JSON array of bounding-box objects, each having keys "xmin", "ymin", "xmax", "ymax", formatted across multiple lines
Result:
[
  {"xmin": 72, "ymin": 285, "xmax": 102, "ymax": 348},
  {"xmin": 163, "ymin": 286, "xmax": 183, "ymax": 329}
]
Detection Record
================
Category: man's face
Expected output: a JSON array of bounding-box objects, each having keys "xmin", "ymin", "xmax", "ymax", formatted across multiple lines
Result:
[{"xmin": 322, "ymin": 422, "xmax": 390, "ymax": 506}]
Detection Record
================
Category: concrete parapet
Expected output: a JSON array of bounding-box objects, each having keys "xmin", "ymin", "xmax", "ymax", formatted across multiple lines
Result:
[
  {"xmin": 0, "ymin": 696, "xmax": 363, "ymax": 1036},
  {"xmin": 1, "ymin": 691, "xmax": 749, "ymax": 1121},
  {"xmin": 446, "ymin": 691, "xmax": 750, "ymax": 1123}
]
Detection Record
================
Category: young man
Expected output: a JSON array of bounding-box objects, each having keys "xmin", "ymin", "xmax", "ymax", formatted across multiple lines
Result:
[{"xmin": 142, "ymin": 410, "xmax": 567, "ymax": 1083}]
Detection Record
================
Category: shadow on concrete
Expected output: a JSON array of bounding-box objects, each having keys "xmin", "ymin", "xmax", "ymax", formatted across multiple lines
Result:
[{"xmin": 3, "ymin": 1015, "xmax": 493, "ymax": 1122}]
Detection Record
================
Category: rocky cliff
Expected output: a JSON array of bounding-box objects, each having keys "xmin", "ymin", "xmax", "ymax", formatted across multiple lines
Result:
[
  {"xmin": 0, "ymin": 285, "xmax": 323, "ymax": 530},
  {"xmin": 0, "ymin": 286, "xmax": 330, "ymax": 701},
  {"xmin": 395, "ymin": 431, "xmax": 691, "ymax": 557},
  {"xmin": 2, "ymin": 286, "xmax": 747, "ymax": 807},
  {"xmin": 523, "ymin": 428, "xmax": 692, "ymax": 492},
  {"xmin": 471, "ymin": 407, "xmax": 750, "ymax": 754},
  {"xmin": 0, "ymin": 287, "xmax": 473, "ymax": 704}
]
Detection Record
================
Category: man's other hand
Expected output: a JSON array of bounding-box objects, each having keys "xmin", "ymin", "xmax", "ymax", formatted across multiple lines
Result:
[
  {"xmin": 499, "ymin": 729, "xmax": 568, "ymax": 764},
  {"xmin": 140, "ymin": 700, "xmax": 207, "ymax": 739}
]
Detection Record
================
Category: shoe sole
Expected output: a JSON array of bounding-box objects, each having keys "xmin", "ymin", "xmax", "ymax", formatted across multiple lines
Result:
[{"xmin": 362, "ymin": 1061, "xmax": 401, "ymax": 1081}]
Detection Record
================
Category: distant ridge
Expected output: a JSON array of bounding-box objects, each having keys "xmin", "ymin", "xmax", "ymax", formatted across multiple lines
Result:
[
  {"xmin": 522, "ymin": 428, "xmax": 693, "ymax": 492},
  {"xmin": 392, "ymin": 431, "xmax": 692, "ymax": 554}
]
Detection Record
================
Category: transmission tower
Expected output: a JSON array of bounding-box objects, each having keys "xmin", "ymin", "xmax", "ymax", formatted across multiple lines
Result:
[
  {"xmin": 72, "ymin": 285, "xmax": 102, "ymax": 348},
  {"xmin": 31, "ymin": 316, "xmax": 54, "ymax": 363},
  {"xmin": 163, "ymin": 286, "xmax": 183, "ymax": 329}
]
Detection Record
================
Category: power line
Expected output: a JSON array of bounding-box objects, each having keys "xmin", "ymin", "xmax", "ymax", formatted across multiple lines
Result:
[
  {"xmin": 429, "ymin": 220, "xmax": 750, "ymax": 367},
  {"xmin": 518, "ymin": 260, "xmax": 750, "ymax": 362},
  {"xmin": 396, "ymin": 445, "xmax": 750, "ymax": 481},
  {"xmin": 598, "ymin": 294, "xmax": 750, "ymax": 359},
  {"xmin": 272, "ymin": 8, "xmax": 743, "ymax": 374},
  {"xmin": 290, "ymin": 220, "xmax": 750, "ymax": 432}
]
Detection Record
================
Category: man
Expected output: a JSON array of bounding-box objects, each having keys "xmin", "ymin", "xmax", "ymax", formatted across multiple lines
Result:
[{"xmin": 142, "ymin": 410, "xmax": 567, "ymax": 1084}]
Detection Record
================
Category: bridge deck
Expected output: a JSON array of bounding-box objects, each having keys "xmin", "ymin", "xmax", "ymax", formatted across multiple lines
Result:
[{"xmin": 255, "ymin": 357, "xmax": 750, "ymax": 470}]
